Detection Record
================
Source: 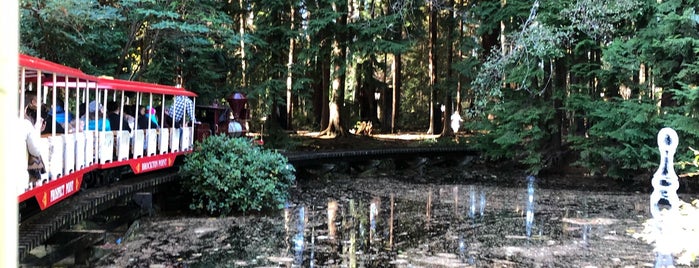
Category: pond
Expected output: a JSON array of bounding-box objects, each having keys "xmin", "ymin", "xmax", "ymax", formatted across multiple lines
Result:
[{"xmin": 98, "ymin": 163, "xmax": 682, "ymax": 268}]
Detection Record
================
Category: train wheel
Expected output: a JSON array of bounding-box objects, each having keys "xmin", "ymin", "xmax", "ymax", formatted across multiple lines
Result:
[{"xmin": 83, "ymin": 172, "xmax": 97, "ymax": 189}]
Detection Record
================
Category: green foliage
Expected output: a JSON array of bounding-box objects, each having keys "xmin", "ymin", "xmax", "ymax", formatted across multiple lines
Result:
[
  {"xmin": 561, "ymin": 0, "xmax": 647, "ymax": 41},
  {"xmin": 18, "ymin": 0, "xmax": 699, "ymax": 180},
  {"xmin": 565, "ymin": 95, "xmax": 660, "ymax": 177},
  {"xmin": 664, "ymin": 82, "xmax": 699, "ymax": 176},
  {"xmin": 20, "ymin": 0, "xmax": 124, "ymax": 72},
  {"xmin": 467, "ymin": 95, "xmax": 555, "ymax": 175},
  {"xmin": 634, "ymin": 0, "xmax": 699, "ymax": 89},
  {"xmin": 471, "ymin": 1, "xmax": 569, "ymax": 114},
  {"xmin": 180, "ymin": 135, "xmax": 296, "ymax": 215}
]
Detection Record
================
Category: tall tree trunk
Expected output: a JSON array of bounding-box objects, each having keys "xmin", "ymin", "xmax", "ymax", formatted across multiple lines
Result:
[
  {"xmin": 392, "ymin": 53, "xmax": 401, "ymax": 133},
  {"xmin": 440, "ymin": 0, "xmax": 456, "ymax": 137},
  {"xmin": 286, "ymin": 3, "xmax": 295, "ymax": 130},
  {"xmin": 239, "ymin": 0, "xmax": 247, "ymax": 88},
  {"xmin": 427, "ymin": 0, "xmax": 437, "ymax": 134},
  {"xmin": 319, "ymin": 0, "xmax": 348, "ymax": 137},
  {"xmin": 320, "ymin": 54, "xmax": 330, "ymax": 130},
  {"xmin": 355, "ymin": 62, "xmax": 364, "ymax": 120},
  {"xmin": 381, "ymin": 55, "xmax": 389, "ymax": 130},
  {"xmin": 549, "ymin": 58, "xmax": 566, "ymax": 169},
  {"xmin": 455, "ymin": 0, "xmax": 464, "ymax": 114},
  {"xmin": 390, "ymin": 0, "xmax": 402, "ymax": 134}
]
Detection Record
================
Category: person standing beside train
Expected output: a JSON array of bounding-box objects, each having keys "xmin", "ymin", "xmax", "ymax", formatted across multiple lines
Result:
[{"xmin": 168, "ymin": 95, "xmax": 198, "ymax": 128}]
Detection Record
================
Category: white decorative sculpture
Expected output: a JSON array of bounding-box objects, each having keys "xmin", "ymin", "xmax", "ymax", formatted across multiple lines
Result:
[
  {"xmin": 650, "ymin": 127, "xmax": 682, "ymax": 268},
  {"xmin": 650, "ymin": 127, "xmax": 681, "ymax": 218}
]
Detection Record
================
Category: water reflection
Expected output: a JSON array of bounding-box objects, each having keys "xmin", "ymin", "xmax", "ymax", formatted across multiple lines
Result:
[
  {"xmin": 525, "ymin": 175, "xmax": 535, "ymax": 238},
  {"xmin": 426, "ymin": 189, "xmax": 432, "ymax": 229},
  {"xmin": 293, "ymin": 206, "xmax": 305, "ymax": 266},
  {"xmin": 327, "ymin": 200, "xmax": 338, "ymax": 239},
  {"xmin": 469, "ymin": 185, "xmax": 476, "ymax": 219},
  {"xmin": 480, "ymin": 190, "xmax": 486, "ymax": 217},
  {"xmin": 204, "ymin": 177, "xmax": 655, "ymax": 267}
]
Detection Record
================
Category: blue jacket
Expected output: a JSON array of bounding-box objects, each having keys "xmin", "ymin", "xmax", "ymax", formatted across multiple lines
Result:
[{"xmin": 85, "ymin": 119, "xmax": 111, "ymax": 131}]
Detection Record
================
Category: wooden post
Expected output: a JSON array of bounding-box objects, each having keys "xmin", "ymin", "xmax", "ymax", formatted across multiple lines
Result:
[{"xmin": 0, "ymin": 0, "xmax": 19, "ymax": 265}]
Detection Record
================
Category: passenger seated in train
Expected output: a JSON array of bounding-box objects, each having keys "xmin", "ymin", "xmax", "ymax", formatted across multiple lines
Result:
[
  {"xmin": 107, "ymin": 101, "xmax": 133, "ymax": 132},
  {"xmin": 82, "ymin": 101, "xmax": 111, "ymax": 131},
  {"xmin": 136, "ymin": 106, "xmax": 159, "ymax": 129},
  {"xmin": 22, "ymin": 92, "xmax": 53, "ymax": 135},
  {"xmin": 50, "ymin": 99, "xmax": 78, "ymax": 133},
  {"xmin": 78, "ymin": 102, "xmax": 88, "ymax": 118},
  {"xmin": 156, "ymin": 106, "xmax": 172, "ymax": 128},
  {"xmin": 52, "ymin": 99, "xmax": 73, "ymax": 122},
  {"xmin": 40, "ymin": 106, "xmax": 65, "ymax": 135}
]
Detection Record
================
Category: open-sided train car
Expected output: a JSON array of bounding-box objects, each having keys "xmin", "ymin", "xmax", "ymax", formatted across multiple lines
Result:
[{"xmin": 18, "ymin": 54, "xmax": 197, "ymax": 212}]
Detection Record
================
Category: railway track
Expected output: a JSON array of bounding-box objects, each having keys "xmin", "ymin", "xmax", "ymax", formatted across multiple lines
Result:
[{"xmin": 18, "ymin": 169, "xmax": 179, "ymax": 262}]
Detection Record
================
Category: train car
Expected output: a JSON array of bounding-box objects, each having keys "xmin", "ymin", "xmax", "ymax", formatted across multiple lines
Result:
[{"xmin": 18, "ymin": 54, "xmax": 198, "ymax": 212}]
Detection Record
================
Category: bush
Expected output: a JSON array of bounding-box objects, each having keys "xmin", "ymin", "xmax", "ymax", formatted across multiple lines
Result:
[
  {"xmin": 467, "ymin": 95, "xmax": 555, "ymax": 175},
  {"xmin": 180, "ymin": 135, "xmax": 296, "ymax": 215},
  {"xmin": 565, "ymin": 95, "xmax": 660, "ymax": 178}
]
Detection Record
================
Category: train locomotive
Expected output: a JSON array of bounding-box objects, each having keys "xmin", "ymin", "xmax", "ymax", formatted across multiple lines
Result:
[{"xmin": 17, "ymin": 54, "xmax": 249, "ymax": 213}]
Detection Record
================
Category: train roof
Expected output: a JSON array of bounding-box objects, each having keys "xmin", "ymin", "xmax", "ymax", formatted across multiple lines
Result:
[
  {"xmin": 20, "ymin": 54, "xmax": 197, "ymax": 97},
  {"xmin": 20, "ymin": 54, "xmax": 98, "ymax": 80},
  {"xmin": 97, "ymin": 78, "xmax": 197, "ymax": 97},
  {"xmin": 42, "ymin": 78, "xmax": 197, "ymax": 97}
]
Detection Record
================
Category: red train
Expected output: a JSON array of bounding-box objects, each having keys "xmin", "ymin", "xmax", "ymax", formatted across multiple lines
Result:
[{"xmin": 18, "ymin": 54, "xmax": 248, "ymax": 212}]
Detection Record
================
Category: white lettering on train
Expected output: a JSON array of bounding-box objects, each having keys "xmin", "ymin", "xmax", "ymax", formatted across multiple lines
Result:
[
  {"xmin": 50, "ymin": 186, "xmax": 64, "ymax": 203},
  {"xmin": 66, "ymin": 180, "xmax": 74, "ymax": 195},
  {"xmin": 142, "ymin": 159, "xmax": 169, "ymax": 171},
  {"xmin": 49, "ymin": 180, "xmax": 76, "ymax": 203}
]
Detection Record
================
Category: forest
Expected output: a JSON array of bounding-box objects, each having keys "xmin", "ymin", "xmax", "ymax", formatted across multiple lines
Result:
[{"xmin": 19, "ymin": 0, "xmax": 699, "ymax": 179}]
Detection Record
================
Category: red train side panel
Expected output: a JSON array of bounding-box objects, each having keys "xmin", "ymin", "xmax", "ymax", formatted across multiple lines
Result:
[
  {"xmin": 18, "ymin": 167, "xmax": 93, "ymax": 210},
  {"xmin": 18, "ymin": 54, "xmax": 197, "ymax": 211}
]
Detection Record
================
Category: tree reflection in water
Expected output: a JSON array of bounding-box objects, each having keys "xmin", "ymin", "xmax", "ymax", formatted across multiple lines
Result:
[
  {"xmin": 270, "ymin": 174, "xmax": 656, "ymax": 267},
  {"xmin": 112, "ymin": 171, "xmax": 660, "ymax": 267}
]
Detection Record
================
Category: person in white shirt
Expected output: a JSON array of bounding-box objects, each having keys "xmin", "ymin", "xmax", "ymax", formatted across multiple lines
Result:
[
  {"xmin": 20, "ymin": 117, "xmax": 43, "ymax": 194},
  {"xmin": 450, "ymin": 110, "xmax": 463, "ymax": 134}
]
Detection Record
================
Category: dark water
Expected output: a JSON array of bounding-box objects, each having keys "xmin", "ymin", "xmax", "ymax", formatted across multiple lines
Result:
[{"xmin": 185, "ymin": 172, "xmax": 662, "ymax": 267}]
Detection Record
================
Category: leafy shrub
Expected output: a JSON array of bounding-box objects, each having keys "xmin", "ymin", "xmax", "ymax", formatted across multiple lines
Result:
[
  {"xmin": 565, "ymin": 94, "xmax": 660, "ymax": 178},
  {"xmin": 180, "ymin": 135, "xmax": 296, "ymax": 215},
  {"xmin": 467, "ymin": 94, "xmax": 555, "ymax": 175}
]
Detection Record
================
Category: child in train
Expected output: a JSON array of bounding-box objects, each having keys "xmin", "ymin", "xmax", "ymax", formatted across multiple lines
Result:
[
  {"xmin": 82, "ymin": 101, "xmax": 111, "ymax": 131},
  {"xmin": 137, "ymin": 106, "xmax": 159, "ymax": 129},
  {"xmin": 50, "ymin": 99, "xmax": 79, "ymax": 133}
]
